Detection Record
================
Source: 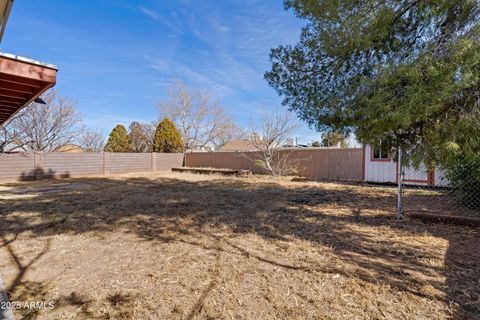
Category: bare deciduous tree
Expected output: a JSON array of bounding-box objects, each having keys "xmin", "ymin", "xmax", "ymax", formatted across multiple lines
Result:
[
  {"xmin": 127, "ymin": 121, "xmax": 156, "ymax": 153},
  {"xmin": 143, "ymin": 121, "xmax": 158, "ymax": 146},
  {"xmin": 215, "ymin": 126, "xmax": 247, "ymax": 149},
  {"xmin": 249, "ymin": 110, "xmax": 300, "ymax": 176},
  {"xmin": 78, "ymin": 129, "xmax": 105, "ymax": 152},
  {"xmin": 0, "ymin": 90, "xmax": 83, "ymax": 152},
  {"xmin": 0, "ymin": 112, "xmax": 28, "ymax": 152},
  {"xmin": 157, "ymin": 82, "xmax": 240, "ymax": 150}
]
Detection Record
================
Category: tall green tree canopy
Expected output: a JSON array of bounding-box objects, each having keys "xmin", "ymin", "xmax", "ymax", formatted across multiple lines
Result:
[
  {"xmin": 266, "ymin": 0, "xmax": 480, "ymax": 165},
  {"xmin": 104, "ymin": 124, "xmax": 130, "ymax": 152},
  {"xmin": 153, "ymin": 118, "xmax": 184, "ymax": 153}
]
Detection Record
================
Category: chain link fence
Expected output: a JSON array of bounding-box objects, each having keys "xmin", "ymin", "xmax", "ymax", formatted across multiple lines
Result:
[{"xmin": 401, "ymin": 160, "xmax": 480, "ymax": 219}]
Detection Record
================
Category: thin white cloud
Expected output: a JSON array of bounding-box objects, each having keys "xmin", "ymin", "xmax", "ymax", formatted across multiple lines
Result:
[
  {"xmin": 138, "ymin": 6, "xmax": 184, "ymax": 36},
  {"xmin": 139, "ymin": 1, "xmax": 314, "ymax": 141},
  {"xmin": 144, "ymin": 1, "xmax": 301, "ymax": 97},
  {"xmin": 139, "ymin": 6, "xmax": 159, "ymax": 20},
  {"xmin": 150, "ymin": 57, "xmax": 231, "ymax": 94}
]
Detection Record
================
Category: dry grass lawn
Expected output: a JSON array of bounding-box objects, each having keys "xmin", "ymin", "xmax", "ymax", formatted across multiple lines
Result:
[{"xmin": 0, "ymin": 172, "xmax": 479, "ymax": 319}]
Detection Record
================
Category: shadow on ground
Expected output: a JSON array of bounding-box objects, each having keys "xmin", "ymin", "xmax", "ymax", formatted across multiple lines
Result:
[{"xmin": 0, "ymin": 175, "xmax": 478, "ymax": 319}]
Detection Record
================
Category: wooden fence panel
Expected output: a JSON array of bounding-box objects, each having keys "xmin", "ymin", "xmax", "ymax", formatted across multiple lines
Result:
[
  {"xmin": 185, "ymin": 148, "xmax": 363, "ymax": 181},
  {"xmin": 326, "ymin": 148, "xmax": 363, "ymax": 180}
]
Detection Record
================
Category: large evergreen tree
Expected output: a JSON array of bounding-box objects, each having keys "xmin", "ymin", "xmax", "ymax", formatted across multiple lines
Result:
[
  {"xmin": 266, "ymin": 0, "xmax": 480, "ymax": 165},
  {"xmin": 153, "ymin": 118, "xmax": 184, "ymax": 153},
  {"xmin": 104, "ymin": 124, "xmax": 130, "ymax": 152}
]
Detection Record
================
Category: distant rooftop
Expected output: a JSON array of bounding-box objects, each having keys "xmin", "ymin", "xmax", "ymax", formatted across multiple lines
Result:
[{"xmin": 218, "ymin": 139, "xmax": 258, "ymax": 152}]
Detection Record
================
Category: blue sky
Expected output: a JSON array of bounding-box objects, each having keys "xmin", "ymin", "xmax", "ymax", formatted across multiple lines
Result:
[{"xmin": 2, "ymin": 0, "xmax": 323, "ymax": 143}]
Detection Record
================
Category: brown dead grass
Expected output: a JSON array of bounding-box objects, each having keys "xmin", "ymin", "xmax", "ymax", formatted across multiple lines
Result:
[{"xmin": 0, "ymin": 172, "xmax": 479, "ymax": 319}]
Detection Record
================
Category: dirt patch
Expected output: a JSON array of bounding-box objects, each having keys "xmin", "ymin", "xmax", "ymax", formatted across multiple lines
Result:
[{"xmin": 0, "ymin": 172, "xmax": 478, "ymax": 319}]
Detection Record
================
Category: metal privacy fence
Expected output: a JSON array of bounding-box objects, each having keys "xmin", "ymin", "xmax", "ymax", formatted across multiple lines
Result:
[
  {"xmin": 0, "ymin": 152, "xmax": 185, "ymax": 182},
  {"xmin": 185, "ymin": 148, "xmax": 364, "ymax": 181},
  {"xmin": 400, "ymin": 161, "xmax": 480, "ymax": 219}
]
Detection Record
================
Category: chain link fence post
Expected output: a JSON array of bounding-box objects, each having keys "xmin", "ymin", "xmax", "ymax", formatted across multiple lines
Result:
[{"xmin": 397, "ymin": 147, "xmax": 403, "ymax": 220}]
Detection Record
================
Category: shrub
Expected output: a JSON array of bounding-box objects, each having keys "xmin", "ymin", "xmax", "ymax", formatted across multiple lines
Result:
[{"xmin": 445, "ymin": 156, "xmax": 480, "ymax": 209}]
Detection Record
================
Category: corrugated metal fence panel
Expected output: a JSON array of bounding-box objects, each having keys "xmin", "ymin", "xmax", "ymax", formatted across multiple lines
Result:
[
  {"xmin": 42, "ymin": 152, "xmax": 104, "ymax": 178},
  {"xmin": 185, "ymin": 148, "xmax": 363, "ymax": 180},
  {"xmin": 155, "ymin": 153, "xmax": 184, "ymax": 171},
  {"xmin": 108, "ymin": 153, "xmax": 152, "ymax": 174},
  {"xmin": 0, "ymin": 153, "xmax": 35, "ymax": 181}
]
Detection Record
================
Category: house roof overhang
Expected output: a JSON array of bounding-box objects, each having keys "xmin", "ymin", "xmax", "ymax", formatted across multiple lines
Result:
[
  {"xmin": 0, "ymin": 0, "xmax": 14, "ymax": 43},
  {"xmin": 0, "ymin": 52, "xmax": 57, "ymax": 125}
]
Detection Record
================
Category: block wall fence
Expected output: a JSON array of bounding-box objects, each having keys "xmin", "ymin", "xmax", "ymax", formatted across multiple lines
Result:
[{"xmin": 0, "ymin": 152, "xmax": 184, "ymax": 182}]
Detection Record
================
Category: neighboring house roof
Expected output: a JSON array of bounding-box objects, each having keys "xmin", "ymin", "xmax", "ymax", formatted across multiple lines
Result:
[
  {"xmin": 218, "ymin": 140, "xmax": 258, "ymax": 152},
  {"xmin": 54, "ymin": 144, "xmax": 84, "ymax": 153}
]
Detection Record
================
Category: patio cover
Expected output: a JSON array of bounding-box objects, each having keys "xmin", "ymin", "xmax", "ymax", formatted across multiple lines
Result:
[{"xmin": 0, "ymin": 52, "xmax": 57, "ymax": 125}]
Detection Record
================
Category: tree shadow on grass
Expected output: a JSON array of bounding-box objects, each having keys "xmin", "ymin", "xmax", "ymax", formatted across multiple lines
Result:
[
  {"xmin": 0, "ymin": 233, "xmax": 135, "ymax": 319},
  {"xmin": 0, "ymin": 175, "xmax": 478, "ymax": 319},
  {"xmin": 0, "ymin": 236, "xmax": 98, "ymax": 320},
  {"xmin": 18, "ymin": 167, "xmax": 71, "ymax": 182}
]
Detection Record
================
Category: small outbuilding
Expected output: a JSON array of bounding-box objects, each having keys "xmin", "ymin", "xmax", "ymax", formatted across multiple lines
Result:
[{"xmin": 363, "ymin": 144, "xmax": 448, "ymax": 186}]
